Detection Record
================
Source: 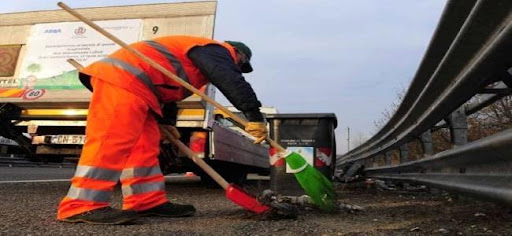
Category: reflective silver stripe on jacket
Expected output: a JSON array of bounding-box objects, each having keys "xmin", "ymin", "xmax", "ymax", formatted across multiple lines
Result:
[
  {"xmin": 144, "ymin": 40, "xmax": 193, "ymax": 97},
  {"xmin": 122, "ymin": 181, "xmax": 165, "ymax": 196},
  {"xmin": 74, "ymin": 165, "xmax": 121, "ymax": 182},
  {"xmin": 66, "ymin": 186, "xmax": 111, "ymax": 202},
  {"xmin": 100, "ymin": 57, "xmax": 162, "ymax": 101},
  {"xmin": 120, "ymin": 165, "xmax": 163, "ymax": 180}
]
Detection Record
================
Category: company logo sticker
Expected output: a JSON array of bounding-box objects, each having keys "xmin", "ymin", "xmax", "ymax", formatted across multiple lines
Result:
[{"xmin": 74, "ymin": 27, "xmax": 86, "ymax": 35}]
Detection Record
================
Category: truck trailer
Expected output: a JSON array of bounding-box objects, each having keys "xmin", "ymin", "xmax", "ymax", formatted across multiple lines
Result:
[{"xmin": 0, "ymin": 1, "xmax": 270, "ymax": 184}]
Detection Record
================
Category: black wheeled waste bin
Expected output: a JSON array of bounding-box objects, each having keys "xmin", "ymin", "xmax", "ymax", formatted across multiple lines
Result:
[{"xmin": 266, "ymin": 113, "xmax": 337, "ymax": 196}]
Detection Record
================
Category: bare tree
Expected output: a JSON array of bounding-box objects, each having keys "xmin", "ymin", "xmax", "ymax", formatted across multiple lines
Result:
[
  {"xmin": 467, "ymin": 94, "xmax": 512, "ymax": 141},
  {"xmin": 374, "ymin": 88, "xmax": 406, "ymax": 131},
  {"xmin": 370, "ymin": 82, "xmax": 512, "ymax": 161}
]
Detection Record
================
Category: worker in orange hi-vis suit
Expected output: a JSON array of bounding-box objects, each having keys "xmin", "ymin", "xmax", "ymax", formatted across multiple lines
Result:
[{"xmin": 57, "ymin": 36, "xmax": 268, "ymax": 224}]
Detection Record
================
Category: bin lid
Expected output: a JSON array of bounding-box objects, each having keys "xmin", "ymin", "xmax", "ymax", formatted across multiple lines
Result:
[{"xmin": 265, "ymin": 113, "xmax": 337, "ymax": 128}]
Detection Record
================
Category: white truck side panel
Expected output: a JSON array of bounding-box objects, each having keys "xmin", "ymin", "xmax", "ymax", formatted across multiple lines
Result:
[{"xmin": 0, "ymin": 2, "xmax": 217, "ymax": 109}]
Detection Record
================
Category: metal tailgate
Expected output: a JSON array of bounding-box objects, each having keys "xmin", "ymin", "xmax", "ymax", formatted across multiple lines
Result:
[{"xmin": 211, "ymin": 122, "xmax": 269, "ymax": 168}]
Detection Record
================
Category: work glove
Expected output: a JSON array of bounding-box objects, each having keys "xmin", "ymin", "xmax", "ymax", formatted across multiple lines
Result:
[
  {"xmin": 245, "ymin": 122, "xmax": 268, "ymax": 144},
  {"xmin": 161, "ymin": 125, "xmax": 181, "ymax": 140}
]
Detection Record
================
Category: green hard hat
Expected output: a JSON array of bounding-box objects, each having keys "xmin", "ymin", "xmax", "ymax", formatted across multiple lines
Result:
[{"xmin": 225, "ymin": 40, "xmax": 253, "ymax": 73}]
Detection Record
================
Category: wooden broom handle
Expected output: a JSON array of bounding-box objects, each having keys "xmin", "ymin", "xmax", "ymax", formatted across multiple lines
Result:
[
  {"xmin": 66, "ymin": 58, "xmax": 84, "ymax": 70},
  {"xmin": 160, "ymin": 127, "xmax": 230, "ymax": 189},
  {"xmin": 58, "ymin": 2, "xmax": 286, "ymax": 153}
]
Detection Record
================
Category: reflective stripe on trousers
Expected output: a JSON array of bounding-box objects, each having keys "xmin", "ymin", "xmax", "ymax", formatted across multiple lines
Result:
[
  {"xmin": 66, "ymin": 186, "xmax": 111, "ymax": 202},
  {"xmin": 122, "ymin": 181, "xmax": 165, "ymax": 196},
  {"xmin": 120, "ymin": 165, "xmax": 165, "ymax": 197},
  {"xmin": 120, "ymin": 165, "xmax": 163, "ymax": 180},
  {"xmin": 74, "ymin": 165, "xmax": 121, "ymax": 182},
  {"xmin": 64, "ymin": 165, "xmax": 165, "ymax": 201}
]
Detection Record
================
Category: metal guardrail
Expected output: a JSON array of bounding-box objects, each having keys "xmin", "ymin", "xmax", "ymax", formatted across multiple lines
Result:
[
  {"xmin": 337, "ymin": 0, "xmax": 512, "ymax": 205},
  {"xmin": 366, "ymin": 129, "xmax": 512, "ymax": 205}
]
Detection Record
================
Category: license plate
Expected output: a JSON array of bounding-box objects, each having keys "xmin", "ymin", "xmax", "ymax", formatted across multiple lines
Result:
[{"xmin": 50, "ymin": 135, "xmax": 86, "ymax": 144}]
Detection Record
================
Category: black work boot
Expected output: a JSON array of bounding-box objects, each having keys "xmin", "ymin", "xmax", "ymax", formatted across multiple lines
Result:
[
  {"xmin": 138, "ymin": 202, "xmax": 196, "ymax": 217},
  {"xmin": 60, "ymin": 207, "xmax": 139, "ymax": 225}
]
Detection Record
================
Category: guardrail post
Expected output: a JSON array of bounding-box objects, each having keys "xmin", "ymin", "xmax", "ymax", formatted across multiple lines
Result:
[
  {"xmin": 385, "ymin": 152, "xmax": 392, "ymax": 166},
  {"xmin": 380, "ymin": 154, "xmax": 387, "ymax": 166},
  {"xmin": 364, "ymin": 158, "xmax": 372, "ymax": 169},
  {"xmin": 372, "ymin": 156, "xmax": 379, "ymax": 168},
  {"xmin": 446, "ymin": 107, "xmax": 468, "ymax": 146},
  {"xmin": 420, "ymin": 130, "xmax": 434, "ymax": 157},
  {"xmin": 399, "ymin": 145, "xmax": 409, "ymax": 163}
]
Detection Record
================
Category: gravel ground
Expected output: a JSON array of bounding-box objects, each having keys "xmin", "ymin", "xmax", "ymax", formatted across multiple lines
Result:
[{"xmin": 0, "ymin": 178, "xmax": 511, "ymax": 235}]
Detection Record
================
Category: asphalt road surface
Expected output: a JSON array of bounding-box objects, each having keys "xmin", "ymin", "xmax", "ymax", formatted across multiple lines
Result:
[
  {"xmin": 0, "ymin": 167, "xmax": 74, "ymax": 182},
  {"xmin": 0, "ymin": 167, "xmax": 511, "ymax": 235}
]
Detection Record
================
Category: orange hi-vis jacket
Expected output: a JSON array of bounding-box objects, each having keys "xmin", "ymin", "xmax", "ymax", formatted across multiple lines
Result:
[{"xmin": 80, "ymin": 35, "xmax": 238, "ymax": 116}]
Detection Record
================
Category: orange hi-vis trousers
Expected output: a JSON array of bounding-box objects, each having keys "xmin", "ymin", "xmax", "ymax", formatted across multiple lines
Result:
[{"xmin": 57, "ymin": 77, "xmax": 168, "ymax": 220}]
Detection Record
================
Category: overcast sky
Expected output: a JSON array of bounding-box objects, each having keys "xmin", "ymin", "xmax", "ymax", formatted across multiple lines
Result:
[{"xmin": 1, "ymin": 0, "xmax": 446, "ymax": 154}]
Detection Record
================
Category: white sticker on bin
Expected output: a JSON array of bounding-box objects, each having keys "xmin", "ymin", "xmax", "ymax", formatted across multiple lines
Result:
[{"xmin": 285, "ymin": 147, "xmax": 314, "ymax": 174}]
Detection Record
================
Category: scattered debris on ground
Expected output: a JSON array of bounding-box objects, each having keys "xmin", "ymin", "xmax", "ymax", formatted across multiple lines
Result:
[{"xmin": 0, "ymin": 178, "xmax": 511, "ymax": 235}]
